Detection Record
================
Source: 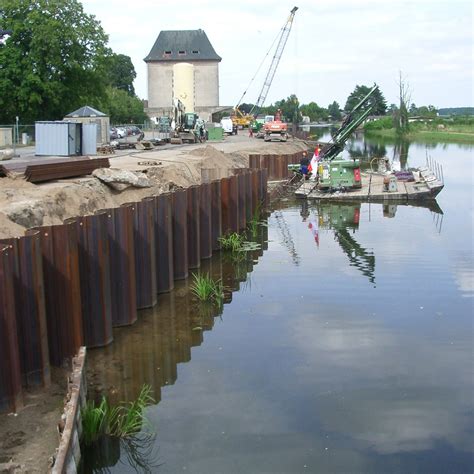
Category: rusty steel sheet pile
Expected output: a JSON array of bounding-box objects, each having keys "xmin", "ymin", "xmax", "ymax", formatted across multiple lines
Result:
[
  {"xmin": 0, "ymin": 233, "xmax": 51, "ymax": 388},
  {"xmin": 130, "ymin": 198, "xmax": 157, "ymax": 309},
  {"xmin": 0, "ymin": 167, "xmax": 270, "ymax": 413},
  {"xmin": 172, "ymin": 189, "xmax": 189, "ymax": 280},
  {"xmin": 155, "ymin": 193, "xmax": 175, "ymax": 293},
  {"xmin": 72, "ymin": 212, "xmax": 113, "ymax": 349},
  {"xmin": 24, "ymin": 157, "xmax": 110, "ymax": 183},
  {"xmin": 237, "ymin": 172, "xmax": 247, "ymax": 231},
  {"xmin": 199, "ymin": 182, "xmax": 212, "ymax": 260},
  {"xmin": 32, "ymin": 222, "xmax": 84, "ymax": 367},
  {"xmin": 104, "ymin": 206, "xmax": 137, "ymax": 327},
  {"xmin": 210, "ymin": 180, "xmax": 222, "ymax": 251},
  {"xmin": 228, "ymin": 174, "xmax": 240, "ymax": 234},
  {"xmin": 186, "ymin": 185, "xmax": 201, "ymax": 270},
  {"xmin": 0, "ymin": 243, "xmax": 23, "ymax": 413}
]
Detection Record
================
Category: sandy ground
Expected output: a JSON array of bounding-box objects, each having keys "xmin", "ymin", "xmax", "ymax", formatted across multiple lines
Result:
[
  {"xmin": 0, "ymin": 369, "xmax": 67, "ymax": 473},
  {"xmin": 0, "ymin": 135, "xmax": 307, "ymax": 472},
  {"xmin": 0, "ymin": 135, "xmax": 307, "ymax": 239}
]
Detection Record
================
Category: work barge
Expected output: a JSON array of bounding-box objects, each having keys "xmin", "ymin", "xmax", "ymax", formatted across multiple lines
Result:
[{"xmin": 295, "ymin": 163, "xmax": 444, "ymax": 201}]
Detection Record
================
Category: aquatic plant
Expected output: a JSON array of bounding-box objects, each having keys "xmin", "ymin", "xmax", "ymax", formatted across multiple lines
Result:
[
  {"xmin": 191, "ymin": 272, "xmax": 224, "ymax": 305},
  {"xmin": 218, "ymin": 232, "xmax": 245, "ymax": 251},
  {"xmin": 81, "ymin": 384, "xmax": 154, "ymax": 446}
]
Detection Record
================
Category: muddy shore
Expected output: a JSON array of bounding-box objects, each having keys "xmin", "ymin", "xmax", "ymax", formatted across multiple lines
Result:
[{"xmin": 0, "ymin": 136, "xmax": 306, "ymax": 472}]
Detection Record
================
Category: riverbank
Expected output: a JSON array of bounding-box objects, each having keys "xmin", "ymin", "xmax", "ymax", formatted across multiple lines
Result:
[
  {"xmin": 0, "ymin": 136, "xmax": 307, "ymax": 239},
  {"xmin": 366, "ymin": 129, "xmax": 474, "ymax": 143}
]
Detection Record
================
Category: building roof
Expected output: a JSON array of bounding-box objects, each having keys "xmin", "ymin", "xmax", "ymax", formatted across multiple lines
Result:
[
  {"xmin": 65, "ymin": 106, "xmax": 107, "ymax": 117},
  {"xmin": 144, "ymin": 29, "xmax": 221, "ymax": 63}
]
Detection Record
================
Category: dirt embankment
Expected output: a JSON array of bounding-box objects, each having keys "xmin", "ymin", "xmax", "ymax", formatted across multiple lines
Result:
[{"xmin": 0, "ymin": 140, "xmax": 306, "ymax": 240}]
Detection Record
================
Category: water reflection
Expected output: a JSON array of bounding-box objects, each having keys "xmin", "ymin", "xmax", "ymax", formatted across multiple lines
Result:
[{"xmin": 85, "ymin": 223, "xmax": 269, "ymax": 471}]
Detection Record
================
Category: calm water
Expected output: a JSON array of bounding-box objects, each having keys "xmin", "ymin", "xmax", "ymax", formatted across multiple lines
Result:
[{"xmin": 85, "ymin": 136, "xmax": 473, "ymax": 473}]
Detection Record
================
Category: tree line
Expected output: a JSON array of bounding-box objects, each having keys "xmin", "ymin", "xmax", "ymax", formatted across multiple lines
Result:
[{"xmin": 0, "ymin": 0, "xmax": 146, "ymax": 124}]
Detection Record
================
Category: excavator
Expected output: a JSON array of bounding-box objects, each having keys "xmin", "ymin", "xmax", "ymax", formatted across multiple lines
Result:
[
  {"xmin": 170, "ymin": 98, "xmax": 206, "ymax": 144},
  {"xmin": 232, "ymin": 6, "xmax": 298, "ymax": 135}
]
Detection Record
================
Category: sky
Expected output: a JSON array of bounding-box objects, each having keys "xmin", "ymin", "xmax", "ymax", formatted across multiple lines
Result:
[{"xmin": 81, "ymin": 0, "xmax": 473, "ymax": 110}]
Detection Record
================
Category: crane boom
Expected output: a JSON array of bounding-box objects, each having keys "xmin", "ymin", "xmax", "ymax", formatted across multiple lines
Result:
[{"xmin": 250, "ymin": 6, "xmax": 298, "ymax": 117}]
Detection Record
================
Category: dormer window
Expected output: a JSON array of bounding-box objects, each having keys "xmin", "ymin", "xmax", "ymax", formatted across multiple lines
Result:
[
  {"xmin": 192, "ymin": 50, "xmax": 199, "ymax": 54},
  {"xmin": 164, "ymin": 50, "xmax": 172, "ymax": 55},
  {"xmin": 178, "ymin": 50, "xmax": 186, "ymax": 55}
]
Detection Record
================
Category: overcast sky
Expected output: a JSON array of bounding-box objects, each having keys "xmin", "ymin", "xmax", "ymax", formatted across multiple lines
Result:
[{"xmin": 81, "ymin": 0, "xmax": 473, "ymax": 109}]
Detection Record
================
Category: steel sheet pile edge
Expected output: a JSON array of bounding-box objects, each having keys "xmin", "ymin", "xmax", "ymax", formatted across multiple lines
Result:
[
  {"xmin": 172, "ymin": 189, "xmax": 189, "ymax": 280},
  {"xmin": 0, "ymin": 243, "xmax": 23, "ymax": 413},
  {"xmin": 187, "ymin": 185, "xmax": 201, "ymax": 269}
]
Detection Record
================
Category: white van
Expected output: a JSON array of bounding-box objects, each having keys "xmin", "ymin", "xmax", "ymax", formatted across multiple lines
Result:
[{"xmin": 220, "ymin": 117, "xmax": 235, "ymax": 135}]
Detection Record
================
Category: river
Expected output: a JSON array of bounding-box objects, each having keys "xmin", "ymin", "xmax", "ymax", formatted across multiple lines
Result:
[{"xmin": 83, "ymin": 132, "xmax": 473, "ymax": 473}]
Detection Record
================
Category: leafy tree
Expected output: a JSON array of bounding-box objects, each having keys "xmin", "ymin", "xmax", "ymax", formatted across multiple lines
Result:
[
  {"xmin": 0, "ymin": 0, "xmax": 110, "ymax": 123},
  {"xmin": 327, "ymin": 101, "xmax": 342, "ymax": 121},
  {"xmin": 409, "ymin": 103, "xmax": 418, "ymax": 115},
  {"xmin": 300, "ymin": 102, "xmax": 329, "ymax": 122},
  {"xmin": 101, "ymin": 87, "xmax": 147, "ymax": 124},
  {"xmin": 344, "ymin": 84, "xmax": 387, "ymax": 116},
  {"xmin": 273, "ymin": 94, "xmax": 302, "ymax": 123},
  {"xmin": 102, "ymin": 53, "xmax": 136, "ymax": 95},
  {"xmin": 416, "ymin": 105, "xmax": 438, "ymax": 118}
]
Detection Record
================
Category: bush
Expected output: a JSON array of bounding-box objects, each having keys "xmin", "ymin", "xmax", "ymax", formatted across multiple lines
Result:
[{"xmin": 364, "ymin": 116, "xmax": 393, "ymax": 131}]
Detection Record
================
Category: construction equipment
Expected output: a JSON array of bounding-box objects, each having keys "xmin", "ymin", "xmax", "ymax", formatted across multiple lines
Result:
[
  {"xmin": 170, "ymin": 98, "xmax": 204, "ymax": 144},
  {"xmin": 317, "ymin": 84, "xmax": 379, "ymax": 190},
  {"xmin": 263, "ymin": 108, "xmax": 288, "ymax": 142},
  {"xmin": 232, "ymin": 7, "xmax": 298, "ymax": 129}
]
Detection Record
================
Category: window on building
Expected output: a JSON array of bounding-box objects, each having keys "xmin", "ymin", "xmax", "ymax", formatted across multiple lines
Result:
[
  {"xmin": 192, "ymin": 50, "xmax": 199, "ymax": 54},
  {"xmin": 164, "ymin": 50, "xmax": 172, "ymax": 55},
  {"xmin": 178, "ymin": 50, "xmax": 186, "ymax": 55}
]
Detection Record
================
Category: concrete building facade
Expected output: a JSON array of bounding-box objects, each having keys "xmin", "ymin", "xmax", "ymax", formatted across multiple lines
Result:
[{"xmin": 144, "ymin": 30, "xmax": 223, "ymax": 122}]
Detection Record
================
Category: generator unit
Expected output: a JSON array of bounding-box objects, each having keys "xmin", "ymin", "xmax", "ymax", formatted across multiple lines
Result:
[{"xmin": 318, "ymin": 159, "xmax": 362, "ymax": 190}]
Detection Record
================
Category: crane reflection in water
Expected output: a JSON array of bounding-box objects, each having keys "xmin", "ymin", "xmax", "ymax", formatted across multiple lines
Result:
[{"xmin": 301, "ymin": 199, "xmax": 444, "ymax": 286}]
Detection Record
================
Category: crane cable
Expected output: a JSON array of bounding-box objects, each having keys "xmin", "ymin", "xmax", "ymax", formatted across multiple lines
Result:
[{"xmin": 234, "ymin": 25, "xmax": 285, "ymax": 110}]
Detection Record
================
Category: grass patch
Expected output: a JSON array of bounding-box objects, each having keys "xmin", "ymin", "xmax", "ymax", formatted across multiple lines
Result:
[
  {"xmin": 190, "ymin": 272, "xmax": 224, "ymax": 305},
  {"xmin": 81, "ymin": 385, "xmax": 154, "ymax": 446},
  {"xmin": 219, "ymin": 232, "xmax": 245, "ymax": 251}
]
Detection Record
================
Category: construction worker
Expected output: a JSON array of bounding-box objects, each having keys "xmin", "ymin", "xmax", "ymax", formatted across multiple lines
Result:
[
  {"xmin": 299, "ymin": 151, "xmax": 310, "ymax": 178},
  {"xmin": 249, "ymin": 126, "xmax": 254, "ymax": 138}
]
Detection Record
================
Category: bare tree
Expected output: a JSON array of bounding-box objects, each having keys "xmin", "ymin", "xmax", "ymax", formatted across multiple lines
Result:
[{"xmin": 397, "ymin": 71, "xmax": 412, "ymax": 134}]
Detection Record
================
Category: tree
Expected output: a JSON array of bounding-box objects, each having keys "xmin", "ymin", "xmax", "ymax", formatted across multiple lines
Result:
[
  {"xmin": 327, "ymin": 101, "xmax": 342, "ymax": 121},
  {"xmin": 344, "ymin": 84, "xmax": 387, "ymax": 116},
  {"xmin": 100, "ymin": 87, "xmax": 147, "ymax": 124},
  {"xmin": 300, "ymin": 102, "xmax": 329, "ymax": 122},
  {"xmin": 102, "ymin": 53, "xmax": 136, "ymax": 95},
  {"xmin": 273, "ymin": 94, "xmax": 302, "ymax": 123},
  {"xmin": 0, "ymin": 0, "xmax": 110, "ymax": 123},
  {"xmin": 395, "ymin": 71, "xmax": 411, "ymax": 135}
]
